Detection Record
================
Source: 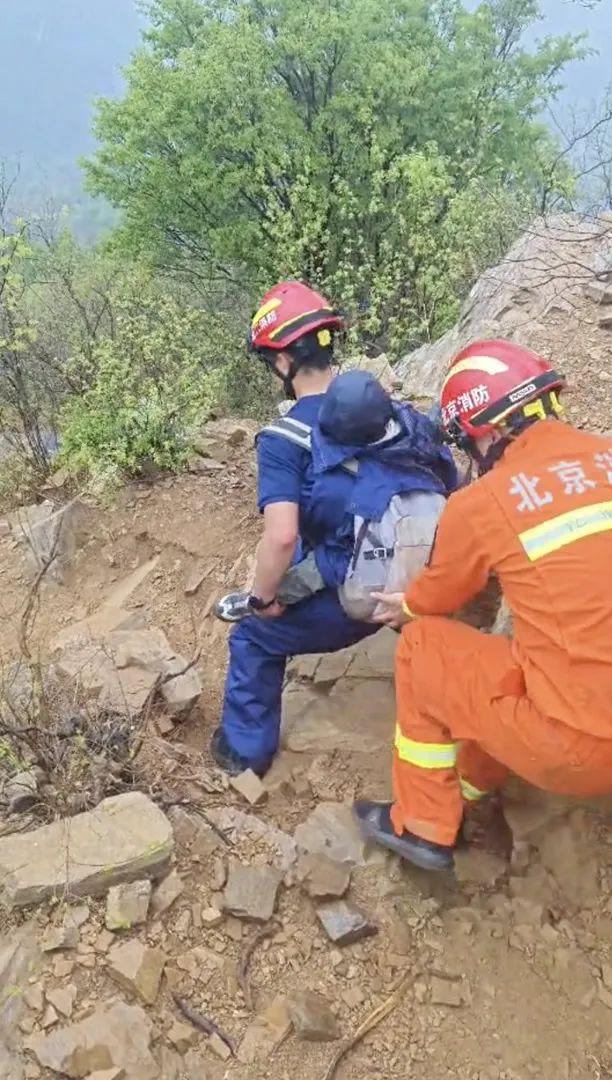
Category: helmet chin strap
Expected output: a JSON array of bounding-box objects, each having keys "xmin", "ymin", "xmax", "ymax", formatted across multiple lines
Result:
[
  {"xmin": 473, "ymin": 410, "xmax": 547, "ymax": 474},
  {"xmin": 452, "ymin": 397, "xmax": 561, "ymax": 479},
  {"xmin": 473, "ymin": 436, "xmax": 512, "ymax": 476},
  {"xmin": 447, "ymin": 426, "xmax": 508, "ymax": 481},
  {"xmin": 266, "ymin": 355, "xmax": 300, "ymax": 400}
]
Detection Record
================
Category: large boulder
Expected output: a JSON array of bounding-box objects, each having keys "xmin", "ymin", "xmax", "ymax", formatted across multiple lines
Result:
[
  {"xmin": 8, "ymin": 498, "xmax": 86, "ymax": 583},
  {"xmin": 395, "ymin": 214, "xmax": 612, "ymax": 412},
  {"xmin": 55, "ymin": 623, "xmax": 202, "ymax": 719},
  {"xmin": 0, "ymin": 792, "xmax": 173, "ymax": 908},
  {"xmin": 281, "ymin": 676, "xmax": 395, "ymax": 753}
]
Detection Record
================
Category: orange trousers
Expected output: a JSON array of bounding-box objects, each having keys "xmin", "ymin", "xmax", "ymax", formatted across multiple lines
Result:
[{"xmin": 391, "ymin": 616, "xmax": 612, "ymax": 846}]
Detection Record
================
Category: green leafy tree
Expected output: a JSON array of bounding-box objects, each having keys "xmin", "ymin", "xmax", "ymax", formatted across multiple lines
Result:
[{"xmin": 86, "ymin": 0, "xmax": 582, "ymax": 353}]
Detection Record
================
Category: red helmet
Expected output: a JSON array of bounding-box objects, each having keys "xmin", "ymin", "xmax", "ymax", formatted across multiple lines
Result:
[
  {"xmin": 249, "ymin": 281, "xmax": 344, "ymax": 353},
  {"xmin": 440, "ymin": 339, "xmax": 565, "ymax": 442}
]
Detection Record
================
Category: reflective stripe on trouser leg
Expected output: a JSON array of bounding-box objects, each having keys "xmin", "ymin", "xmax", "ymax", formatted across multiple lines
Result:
[
  {"xmin": 394, "ymin": 725, "xmax": 458, "ymax": 769},
  {"xmin": 459, "ymin": 776, "xmax": 489, "ymax": 802}
]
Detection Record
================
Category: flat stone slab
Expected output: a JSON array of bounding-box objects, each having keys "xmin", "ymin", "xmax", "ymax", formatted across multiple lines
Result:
[
  {"xmin": 282, "ymin": 678, "xmax": 394, "ymax": 754},
  {"xmin": 105, "ymin": 881, "xmax": 152, "ymax": 931},
  {"xmin": 294, "ymin": 803, "xmax": 367, "ymax": 866},
  {"xmin": 25, "ymin": 1000, "xmax": 158, "ymax": 1078},
  {"xmin": 230, "ymin": 770, "xmax": 268, "ymax": 806},
  {"xmin": 108, "ymin": 940, "xmax": 166, "ymax": 1005},
  {"xmin": 296, "ymin": 854, "xmax": 351, "ymax": 899},
  {"xmin": 430, "ymin": 976, "xmax": 464, "ymax": 1007},
  {"xmin": 238, "ymin": 996, "xmax": 292, "ymax": 1064},
  {"xmin": 316, "ymin": 900, "xmax": 378, "ymax": 945},
  {"xmin": 0, "ymin": 793, "xmax": 173, "ymax": 909},
  {"xmin": 287, "ymin": 628, "xmax": 397, "ymax": 683},
  {"xmin": 287, "ymin": 990, "xmax": 340, "ymax": 1042},
  {"xmin": 207, "ymin": 807, "xmax": 297, "ymax": 871},
  {"xmin": 150, "ymin": 870, "xmax": 184, "ymax": 916},
  {"xmin": 223, "ymin": 863, "xmax": 282, "ymax": 922}
]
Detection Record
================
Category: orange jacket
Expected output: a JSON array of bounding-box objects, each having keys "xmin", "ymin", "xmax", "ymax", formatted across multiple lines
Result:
[{"xmin": 405, "ymin": 420, "xmax": 612, "ymax": 737}]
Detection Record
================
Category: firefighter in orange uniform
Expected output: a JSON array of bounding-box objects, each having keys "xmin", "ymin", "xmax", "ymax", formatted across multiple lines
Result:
[{"xmin": 355, "ymin": 339, "xmax": 612, "ymax": 872}]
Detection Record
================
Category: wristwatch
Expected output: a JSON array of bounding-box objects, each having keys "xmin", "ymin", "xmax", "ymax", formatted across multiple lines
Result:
[{"xmin": 248, "ymin": 594, "xmax": 277, "ymax": 612}]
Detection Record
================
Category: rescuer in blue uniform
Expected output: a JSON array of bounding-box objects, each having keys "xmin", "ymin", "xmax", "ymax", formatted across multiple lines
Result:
[{"xmin": 211, "ymin": 281, "xmax": 456, "ymax": 776}]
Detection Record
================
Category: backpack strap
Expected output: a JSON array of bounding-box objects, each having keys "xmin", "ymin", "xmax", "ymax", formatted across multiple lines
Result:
[
  {"xmin": 260, "ymin": 418, "xmax": 359, "ymax": 475},
  {"xmin": 348, "ymin": 519, "xmax": 393, "ymax": 575}
]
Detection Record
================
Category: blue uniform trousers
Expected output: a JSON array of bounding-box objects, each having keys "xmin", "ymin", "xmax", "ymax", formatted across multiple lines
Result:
[{"xmin": 220, "ymin": 588, "xmax": 376, "ymax": 770}]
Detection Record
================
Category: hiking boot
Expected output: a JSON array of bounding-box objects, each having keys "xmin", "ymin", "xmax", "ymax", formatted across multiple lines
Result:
[
  {"xmin": 210, "ymin": 727, "xmax": 252, "ymax": 775},
  {"xmin": 214, "ymin": 591, "xmax": 252, "ymax": 623},
  {"xmin": 209, "ymin": 728, "xmax": 271, "ymax": 778},
  {"xmin": 353, "ymin": 800, "xmax": 454, "ymax": 872}
]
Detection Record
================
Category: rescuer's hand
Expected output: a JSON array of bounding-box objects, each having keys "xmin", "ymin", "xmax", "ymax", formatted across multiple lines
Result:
[{"xmin": 371, "ymin": 592, "xmax": 413, "ymax": 629}]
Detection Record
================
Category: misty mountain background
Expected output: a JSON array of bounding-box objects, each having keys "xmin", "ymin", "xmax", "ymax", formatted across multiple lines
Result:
[{"xmin": 0, "ymin": 0, "xmax": 610, "ymax": 241}]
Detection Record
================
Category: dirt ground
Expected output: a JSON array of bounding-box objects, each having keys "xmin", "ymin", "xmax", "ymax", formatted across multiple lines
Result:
[
  {"xmin": 2, "ymin": 251, "xmax": 612, "ymax": 1077},
  {"xmin": 0, "ymin": 427, "xmax": 612, "ymax": 1080}
]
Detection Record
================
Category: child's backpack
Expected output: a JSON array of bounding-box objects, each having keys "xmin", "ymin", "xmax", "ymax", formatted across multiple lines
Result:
[{"xmin": 260, "ymin": 415, "xmax": 445, "ymax": 621}]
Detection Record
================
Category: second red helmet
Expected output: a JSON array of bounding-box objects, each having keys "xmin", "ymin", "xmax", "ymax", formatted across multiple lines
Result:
[
  {"xmin": 440, "ymin": 339, "xmax": 565, "ymax": 441},
  {"xmin": 249, "ymin": 281, "xmax": 345, "ymax": 353}
]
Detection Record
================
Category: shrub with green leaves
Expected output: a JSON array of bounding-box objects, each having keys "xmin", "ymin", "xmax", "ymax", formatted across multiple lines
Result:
[{"xmin": 59, "ymin": 289, "xmax": 239, "ymax": 486}]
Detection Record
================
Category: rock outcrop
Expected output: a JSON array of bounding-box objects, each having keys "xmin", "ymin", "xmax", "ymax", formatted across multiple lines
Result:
[
  {"xmin": 25, "ymin": 1001, "xmax": 158, "ymax": 1078},
  {"xmin": 395, "ymin": 214, "xmax": 612, "ymax": 416},
  {"xmin": 0, "ymin": 792, "xmax": 173, "ymax": 908},
  {"xmin": 56, "ymin": 623, "xmax": 202, "ymax": 719},
  {"xmin": 8, "ymin": 498, "xmax": 86, "ymax": 583}
]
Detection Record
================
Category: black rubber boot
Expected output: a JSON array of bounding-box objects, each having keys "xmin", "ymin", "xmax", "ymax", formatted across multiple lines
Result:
[
  {"xmin": 353, "ymin": 800, "xmax": 454, "ymax": 872},
  {"xmin": 210, "ymin": 727, "xmax": 252, "ymax": 776},
  {"xmin": 209, "ymin": 728, "xmax": 272, "ymax": 778},
  {"xmin": 213, "ymin": 591, "xmax": 252, "ymax": 623}
]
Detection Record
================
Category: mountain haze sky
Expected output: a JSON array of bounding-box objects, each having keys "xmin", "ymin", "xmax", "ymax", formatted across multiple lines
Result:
[{"xmin": 0, "ymin": 0, "xmax": 610, "ymax": 209}]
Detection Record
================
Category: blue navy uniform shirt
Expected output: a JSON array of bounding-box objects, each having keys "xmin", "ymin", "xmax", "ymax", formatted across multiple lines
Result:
[{"xmin": 256, "ymin": 394, "xmax": 354, "ymax": 586}]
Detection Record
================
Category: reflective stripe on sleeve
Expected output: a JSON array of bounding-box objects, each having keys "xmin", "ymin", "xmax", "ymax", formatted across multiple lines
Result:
[
  {"xmin": 459, "ymin": 776, "xmax": 488, "ymax": 802},
  {"xmin": 519, "ymin": 501, "xmax": 612, "ymax": 561},
  {"xmin": 394, "ymin": 725, "xmax": 458, "ymax": 769}
]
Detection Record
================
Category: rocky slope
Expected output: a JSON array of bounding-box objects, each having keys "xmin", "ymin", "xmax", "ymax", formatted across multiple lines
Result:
[
  {"xmin": 1, "ymin": 218, "xmax": 612, "ymax": 1080},
  {"xmin": 396, "ymin": 213, "xmax": 612, "ymax": 429}
]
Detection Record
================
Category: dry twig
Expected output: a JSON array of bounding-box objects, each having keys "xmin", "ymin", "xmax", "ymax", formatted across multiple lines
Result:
[
  {"xmin": 320, "ymin": 968, "xmax": 417, "ymax": 1080},
  {"xmin": 172, "ymin": 993, "xmax": 236, "ymax": 1055},
  {"xmin": 157, "ymin": 794, "xmax": 232, "ymax": 847},
  {"xmin": 238, "ymin": 920, "xmax": 280, "ymax": 1011}
]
